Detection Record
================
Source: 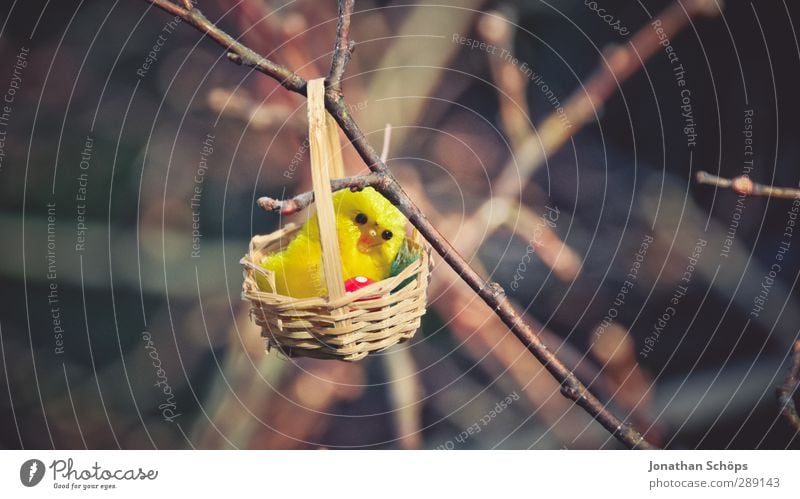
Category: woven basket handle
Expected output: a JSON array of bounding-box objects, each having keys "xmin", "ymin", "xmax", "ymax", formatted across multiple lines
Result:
[{"xmin": 307, "ymin": 78, "xmax": 347, "ymax": 301}]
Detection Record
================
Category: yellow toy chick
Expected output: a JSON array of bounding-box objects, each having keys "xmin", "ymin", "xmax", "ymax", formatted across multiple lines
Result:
[{"xmin": 257, "ymin": 187, "xmax": 407, "ymax": 298}]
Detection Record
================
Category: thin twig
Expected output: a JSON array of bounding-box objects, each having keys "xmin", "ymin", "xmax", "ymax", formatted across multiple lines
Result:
[
  {"xmin": 143, "ymin": 0, "xmax": 655, "ymax": 449},
  {"xmin": 327, "ymin": 0, "xmax": 355, "ymax": 95},
  {"xmin": 146, "ymin": 0, "xmax": 307, "ymax": 93},
  {"xmin": 777, "ymin": 341, "xmax": 800, "ymax": 432},
  {"xmin": 696, "ymin": 171, "xmax": 800, "ymax": 199},
  {"xmin": 257, "ymin": 174, "xmax": 382, "ymax": 215}
]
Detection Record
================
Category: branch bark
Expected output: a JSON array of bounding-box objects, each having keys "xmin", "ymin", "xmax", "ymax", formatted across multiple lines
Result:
[
  {"xmin": 257, "ymin": 174, "xmax": 382, "ymax": 215},
  {"xmin": 696, "ymin": 171, "xmax": 800, "ymax": 199},
  {"xmin": 326, "ymin": 0, "xmax": 355, "ymax": 95},
  {"xmin": 146, "ymin": 0, "xmax": 307, "ymax": 93},
  {"xmin": 777, "ymin": 341, "xmax": 800, "ymax": 432},
  {"xmin": 142, "ymin": 0, "xmax": 656, "ymax": 449}
]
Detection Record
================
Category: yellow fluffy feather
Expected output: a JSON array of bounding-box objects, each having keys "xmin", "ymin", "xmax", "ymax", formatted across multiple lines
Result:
[{"xmin": 257, "ymin": 187, "xmax": 407, "ymax": 298}]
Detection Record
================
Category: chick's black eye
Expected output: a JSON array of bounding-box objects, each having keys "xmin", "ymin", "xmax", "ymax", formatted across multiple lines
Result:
[
  {"xmin": 355, "ymin": 213, "xmax": 368, "ymax": 225},
  {"xmin": 381, "ymin": 230, "xmax": 393, "ymax": 241}
]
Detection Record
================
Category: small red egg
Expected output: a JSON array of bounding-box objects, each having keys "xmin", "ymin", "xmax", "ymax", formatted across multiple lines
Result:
[{"xmin": 344, "ymin": 276, "xmax": 375, "ymax": 293}]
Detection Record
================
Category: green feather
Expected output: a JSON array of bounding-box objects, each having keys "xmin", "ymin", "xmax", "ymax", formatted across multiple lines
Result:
[{"xmin": 389, "ymin": 238, "xmax": 419, "ymax": 291}]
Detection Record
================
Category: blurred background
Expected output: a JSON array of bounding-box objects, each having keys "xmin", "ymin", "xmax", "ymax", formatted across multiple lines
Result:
[{"xmin": 1, "ymin": 0, "xmax": 800, "ymax": 449}]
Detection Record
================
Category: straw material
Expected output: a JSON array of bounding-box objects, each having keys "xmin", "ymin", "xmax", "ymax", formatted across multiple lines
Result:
[
  {"xmin": 241, "ymin": 78, "xmax": 430, "ymax": 361},
  {"xmin": 241, "ymin": 226, "xmax": 430, "ymax": 361}
]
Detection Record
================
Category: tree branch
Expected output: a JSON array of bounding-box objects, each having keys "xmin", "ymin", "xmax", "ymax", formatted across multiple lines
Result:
[
  {"xmin": 142, "ymin": 0, "xmax": 656, "ymax": 449},
  {"xmin": 257, "ymin": 174, "xmax": 383, "ymax": 215},
  {"xmin": 696, "ymin": 171, "xmax": 800, "ymax": 199},
  {"xmin": 145, "ymin": 0, "xmax": 307, "ymax": 94},
  {"xmin": 326, "ymin": 0, "xmax": 355, "ymax": 95},
  {"xmin": 777, "ymin": 341, "xmax": 800, "ymax": 432}
]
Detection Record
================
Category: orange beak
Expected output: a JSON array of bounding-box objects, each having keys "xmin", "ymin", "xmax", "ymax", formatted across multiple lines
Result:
[{"xmin": 357, "ymin": 229, "xmax": 382, "ymax": 253}]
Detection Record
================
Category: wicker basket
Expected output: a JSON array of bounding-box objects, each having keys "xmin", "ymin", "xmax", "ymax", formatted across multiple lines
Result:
[{"xmin": 240, "ymin": 78, "xmax": 430, "ymax": 361}]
